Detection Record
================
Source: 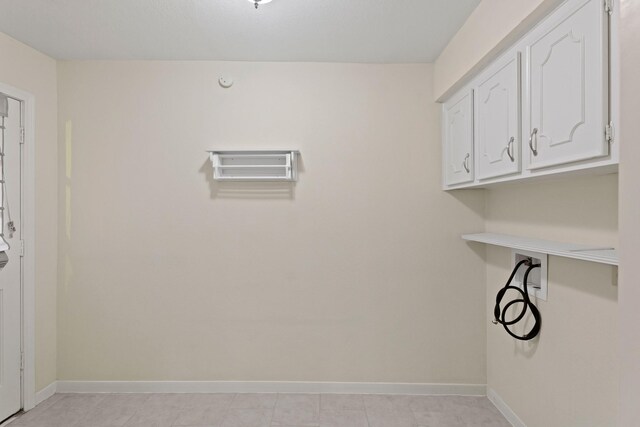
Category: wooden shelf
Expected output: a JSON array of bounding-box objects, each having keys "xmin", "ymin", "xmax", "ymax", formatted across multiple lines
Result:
[{"xmin": 462, "ymin": 233, "xmax": 618, "ymax": 266}]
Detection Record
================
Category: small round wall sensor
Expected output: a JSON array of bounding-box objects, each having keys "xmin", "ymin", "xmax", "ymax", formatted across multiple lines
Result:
[{"xmin": 218, "ymin": 77, "xmax": 234, "ymax": 88}]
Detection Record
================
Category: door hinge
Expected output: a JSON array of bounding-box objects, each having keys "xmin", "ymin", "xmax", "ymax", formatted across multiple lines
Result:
[
  {"xmin": 20, "ymin": 240, "xmax": 24, "ymax": 257},
  {"xmin": 20, "ymin": 351, "xmax": 24, "ymax": 371},
  {"xmin": 605, "ymin": 122, "xmax": 615, "ymax": 143},
  {"xmin": 605, "ymin": 0, "xmax": 613, "ymax": 15},
  {"xmin": 19, "ymin": 127, "xmax": 25, "ymax": 145}
]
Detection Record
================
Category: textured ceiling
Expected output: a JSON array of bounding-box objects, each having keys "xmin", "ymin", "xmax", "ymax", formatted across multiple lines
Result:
[{"xmin": 0, "ymin": 0, "xmax": 480, "ymax": 62}]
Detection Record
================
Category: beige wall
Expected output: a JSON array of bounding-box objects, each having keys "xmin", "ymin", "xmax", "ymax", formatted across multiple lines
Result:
[
  {"xmin": 618, "ymin": 0, "xmax": 640, "ymax": 424},
  {"xmin": 56, "ymin": 61, "xmax": 487, "ymax": 384},
  {"xmin": 435, "ymin": 0, "xmax": 621, "ymax": 424},
  {"xmin": 485, "ymin": 176, "xmax": 619, "ymax": 427},
  {"xmin": 433, "ymin": 0, "xmax": 563, "ymax": 100},
  {"xmin": 0, "ymin": 32, "xmax": 58, "ymax": 392}
]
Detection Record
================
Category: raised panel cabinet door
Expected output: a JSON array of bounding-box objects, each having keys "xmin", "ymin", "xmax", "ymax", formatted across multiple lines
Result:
[
  {"xmin": 476, "ymin": 52, "xmax": 521, "ymax": 180},
  {"xmin": 525, "ymin": 0, "xmax": 609, "ymax": 170},
  {"xmin": 443, "ymin": 90, "xmax": 474, "ymax": 186}
]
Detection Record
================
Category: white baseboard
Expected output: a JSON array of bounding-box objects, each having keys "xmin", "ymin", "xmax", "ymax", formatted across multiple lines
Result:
[
  {"xmin": 34, "ymin": 381, "xmax": 57, "ymax": 406},
  {"xmin": 487, "ymin": 387, "xmax": 526, "ymax": 427},
  {"xmin": 56, "ymin": 381, "xmax": 486, "ymax": 396}
]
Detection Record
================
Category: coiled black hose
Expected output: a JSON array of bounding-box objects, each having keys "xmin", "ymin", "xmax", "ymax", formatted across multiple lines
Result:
[{"xmin": 493, "ymin": 259, "xmax": 541, "ymax": 341}]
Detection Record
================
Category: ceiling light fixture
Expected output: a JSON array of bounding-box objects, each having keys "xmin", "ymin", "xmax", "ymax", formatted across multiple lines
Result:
[{"xmin": 248, "ymin": 0, "xmax": 273, "ymax": 9}]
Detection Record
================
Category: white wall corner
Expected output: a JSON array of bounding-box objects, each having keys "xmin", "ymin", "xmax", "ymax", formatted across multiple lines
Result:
[{"xmin": 487, "ymin": 388, "xmax": 526, "ymax": 427}]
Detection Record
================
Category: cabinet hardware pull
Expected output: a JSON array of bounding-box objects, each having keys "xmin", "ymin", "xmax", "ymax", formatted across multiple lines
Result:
[
  {"xmin": 507, "ymin": 137, "xmax": 515, "ymax": 162},
  {"xmin": 463, "ymin": 153, "xmax": 470, "ymax": 173},
  {"xmin": 529, "ymin": 128, "xmax": 539, "ymax": 156}
]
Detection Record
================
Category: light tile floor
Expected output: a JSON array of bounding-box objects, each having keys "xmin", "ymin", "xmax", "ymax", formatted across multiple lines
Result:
[{"xmin": 5, "ymin": 393, "xmax": 511, "ymax": 427}]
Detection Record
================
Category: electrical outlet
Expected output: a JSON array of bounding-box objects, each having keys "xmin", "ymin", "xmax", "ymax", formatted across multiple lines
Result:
[{"xmin": 512, "ymin": 249, "xmax": 548, "ymax": 301}]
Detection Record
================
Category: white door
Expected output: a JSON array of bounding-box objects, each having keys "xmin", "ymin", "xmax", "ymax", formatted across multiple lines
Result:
[
  {"xmin": 524, "ymin": 0, "xmax": 609, "ymax": 170},
  {"xmin": 0, "ymin": 95, "xmax": 22, "ymax": 422},
  {"xmin": 443, "ymin": 90, "xmax": 474, "ymax": 186},
  {"xmin": 475, "ymin": 52, "xmax": 521, "ymax": 180}
]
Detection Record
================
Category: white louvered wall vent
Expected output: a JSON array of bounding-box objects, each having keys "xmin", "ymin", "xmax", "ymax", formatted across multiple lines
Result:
[{"xmin": 208, "ymin": 150, "xmax": 299, "ymax": 181}]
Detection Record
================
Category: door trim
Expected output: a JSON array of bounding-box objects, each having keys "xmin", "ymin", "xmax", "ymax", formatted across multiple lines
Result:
[{"xmin": 0, "ymin": 82, "xmax": 36, "ymax": 411}]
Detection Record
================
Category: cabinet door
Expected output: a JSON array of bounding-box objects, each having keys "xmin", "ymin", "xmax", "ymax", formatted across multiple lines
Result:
[
  {"xmin": 525, "ymin": 0, "xmax": 608, "ymax": 170},
  {"xmin": 443, "ymin": 90, "xmax": 474, "ymax": 186},
  {"xmin": 475, "ymin": 52, "xmax": 521, "ymax": 180}
]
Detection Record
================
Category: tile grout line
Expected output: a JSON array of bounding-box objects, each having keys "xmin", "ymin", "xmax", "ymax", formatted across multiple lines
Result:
[
  {"xmin": 362, "ymin": 398, "xmax": 373, "ymax": 427},
  {"xmin": 266, "ymin": 396, "xmax": 276, "ymax": 427},
  {"xmin": 218, "ymin": 392, "xmax": 236, "ymax": 427},
  {"xmin": 269, "ymin": 393, "xmax": 281, "ymax": 427}
]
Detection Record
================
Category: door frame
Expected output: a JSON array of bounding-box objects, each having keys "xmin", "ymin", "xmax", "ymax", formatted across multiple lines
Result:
[{"xmin": 0, "ymin": 82, "xmax": 36, "ymax": 411}]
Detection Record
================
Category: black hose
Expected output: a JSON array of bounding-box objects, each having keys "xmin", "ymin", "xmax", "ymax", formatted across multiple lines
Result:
[{"xmin": 493, "ymin": 259, "xmax": 541, "ymax": 341}]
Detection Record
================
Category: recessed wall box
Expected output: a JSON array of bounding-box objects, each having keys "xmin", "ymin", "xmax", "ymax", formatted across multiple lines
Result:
[
  {"xmin": 512, "ymin": 249, "xmax": 548, "ymax": 301},
  {"xmin": 208, "ymin": 150, "xmax": 299, "ymax": 182}
]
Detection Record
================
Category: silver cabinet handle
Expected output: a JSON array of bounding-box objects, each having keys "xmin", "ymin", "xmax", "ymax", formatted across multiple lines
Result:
[
  {"xmin": 463, "ymin": 153, "xmax": 470, "ymax": 173},
  {"xmin": 529, "ymin": 128, "xmax": 538, "ymax": 156},
  {"xmin": 507, "ymin": 136, "xmax": 515, "ymax": 162}
]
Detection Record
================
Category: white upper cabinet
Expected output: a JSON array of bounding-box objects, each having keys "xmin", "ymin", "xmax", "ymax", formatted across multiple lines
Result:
[
  {"xmin": 443, "ymin": 90, "xmax": 474, "ymax": 186},
  {"xmin": 442, "ymin": 0, "xmax": 616, "ymax": 189},
  {"xmin": 524, "ymin": 0, "xmax": 609, "ymax": 170},
  {"xmin": 475, "ymin": 52, "xmax": 521, "ymax": 180}
]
